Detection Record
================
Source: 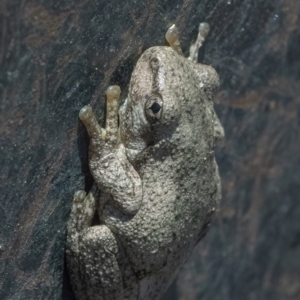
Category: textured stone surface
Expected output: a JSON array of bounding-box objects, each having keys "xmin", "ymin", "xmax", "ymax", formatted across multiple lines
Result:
[{"xmin": 0, "ymin": 0, "xmax": 299, "ymax": 299}]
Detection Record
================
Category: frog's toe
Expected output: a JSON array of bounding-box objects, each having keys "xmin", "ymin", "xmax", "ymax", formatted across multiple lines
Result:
[
  {"xmin": 189, "ymin": 22, "xmax": 210, "ymax": 62},
  {"xmin": 79, "ymin": 105, "xmax": 93, "ymax": 121},
  {"xmin": 68, "ymin": 188, "xmax": 96, "ymax": 234},
  {"xmin": 165, "ymin": 24, "xmax": 183, "ymax": 55},
  {"xmin": 73, "ymin": 190, "xmax": 86, "ymax": 203},
  {"xmin": 105, "ymin": 85, "xmax": 120, "ymax": 146},
  {"xmin": 106, "ymin": 85, "xmax": 121, "ymax": 100}
]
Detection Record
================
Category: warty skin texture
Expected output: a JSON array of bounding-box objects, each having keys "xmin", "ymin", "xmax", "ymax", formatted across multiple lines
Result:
[{"xmin": 66, "ymin": 24, "xmax": 224, "ymax": 300}]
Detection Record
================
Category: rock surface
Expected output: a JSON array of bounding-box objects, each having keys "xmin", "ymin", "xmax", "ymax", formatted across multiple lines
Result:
[{"xmin": 0, "ymin": 0, "xmax": 299, "ymax": 299}]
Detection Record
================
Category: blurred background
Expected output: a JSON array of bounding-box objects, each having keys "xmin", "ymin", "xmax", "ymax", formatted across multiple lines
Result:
[{"xmin": 0, "ymin": 0, "xmax": 299, "ymax": 299}]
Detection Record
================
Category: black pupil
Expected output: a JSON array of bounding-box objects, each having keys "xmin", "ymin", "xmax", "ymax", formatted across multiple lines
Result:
[{"xmin": 150, "ymin": 102, "xmax": 161, "ymax": 114}]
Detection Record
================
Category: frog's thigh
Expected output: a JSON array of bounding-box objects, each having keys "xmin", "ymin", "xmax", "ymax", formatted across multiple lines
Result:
[{"xmin": 80, "ymin": 225, "xmax": 124, "ymax": 300}]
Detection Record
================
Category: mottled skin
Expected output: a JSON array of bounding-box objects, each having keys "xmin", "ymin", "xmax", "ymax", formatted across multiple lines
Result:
[{"xmin": 67, "ymin": 24, "xmax": 224, "ymax": 300}]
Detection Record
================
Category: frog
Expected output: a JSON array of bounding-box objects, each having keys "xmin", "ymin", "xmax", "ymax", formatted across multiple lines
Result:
[{"xmin": 66, "ymin": 22, "xmax": 224, "ymax": 300}]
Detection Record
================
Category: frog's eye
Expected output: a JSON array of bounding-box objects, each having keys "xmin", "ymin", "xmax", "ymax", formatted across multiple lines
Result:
[
  {"xmin": 145, "ymin": 94, "xmax": 163, "ymax": 122},
  {"xmin": 150, "ymin": 102, "xmax": 161, "ymax": 114}
]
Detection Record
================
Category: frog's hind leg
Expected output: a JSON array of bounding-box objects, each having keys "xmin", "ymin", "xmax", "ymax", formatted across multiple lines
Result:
[
  {"xmin": 79, "ymin": 225, "xmax": 124, "ymax": 300},
  {"xmin": 81, "ymin": 224, "xmax": 140, "ymax": 300},
  {"xmin": 66, "ymin": 186, "xmax": 98, "ymax": 300},
  {"xmin": 67, "ymin": 186, "xmax": 123, "ymax": 300},
  {"xmin": 67, "ymin": 185, "xmax": 138, "ymax": 300}
]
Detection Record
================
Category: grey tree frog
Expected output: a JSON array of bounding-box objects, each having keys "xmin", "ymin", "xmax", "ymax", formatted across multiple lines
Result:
[{"xmin": 66, "ymin": 23, "xmax": 224, "ymax": 300}]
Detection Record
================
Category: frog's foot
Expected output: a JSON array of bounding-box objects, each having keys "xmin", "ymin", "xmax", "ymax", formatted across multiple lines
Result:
[
  {"xmin": 189, "ymin": 22, "xmax": 210, "ymax": 63},
  {"xmin": 66, "ymin": 186, "xmax": 98, "ymax": 300},
  {"xmin": 78, "ymin": 86, "xmax": 121, "ymax": 160},
  {"xmin": 165, "ymin": 24, "xmax": 183, "ymax": 56},
  {"xmin": 79, "ymin": 105, "xmax": 106, "ymax": 161},
  {"xmin": 78, "ymin": 86, "xmax": 142, "ymax": 215},
  {"xmin": 79, "ymin": 225, "xmax": 125, "ymax": 300},
  {"xmin": 68, "ymin": 186, "xmax": 97, "ymax": 234}
]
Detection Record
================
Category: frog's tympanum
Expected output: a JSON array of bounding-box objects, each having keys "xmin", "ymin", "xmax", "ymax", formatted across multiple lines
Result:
[{"xmin": 66, "ymin": 23, "xmax": 224, "ymax": 300}]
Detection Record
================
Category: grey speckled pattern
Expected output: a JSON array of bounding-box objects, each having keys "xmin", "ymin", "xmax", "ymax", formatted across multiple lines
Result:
[{"xmin": 66, "ymin": 26, "xmax": 224, "ymax": 300}]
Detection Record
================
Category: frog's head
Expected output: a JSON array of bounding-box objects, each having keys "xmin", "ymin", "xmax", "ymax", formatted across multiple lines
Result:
[{"xmin": 119, "ymin": 46, "xmax": 224, "ymax": 164}]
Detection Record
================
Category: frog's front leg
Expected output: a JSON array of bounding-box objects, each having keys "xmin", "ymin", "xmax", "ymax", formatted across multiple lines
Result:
[
  {"xmin": 79, "ymin": 86, "xmax": 142, "ymax": 215},
  {"xmin": 67, "ymin": 86, "xmax": 142, "ymax": 300}
]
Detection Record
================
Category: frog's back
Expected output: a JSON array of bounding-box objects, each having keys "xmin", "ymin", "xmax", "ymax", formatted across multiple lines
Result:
[
  {"xmin": 100, "ymin": 148, "xmax": 220, "ymax": 276},
  {"xmin": 100, "ymin": 44, "xmax": 222, "ymax": 276}
]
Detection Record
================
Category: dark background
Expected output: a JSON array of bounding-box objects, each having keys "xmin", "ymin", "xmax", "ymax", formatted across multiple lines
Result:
[{"xmin": 0, "ymin": 0, "xmax": 299, "ymax": 299}]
